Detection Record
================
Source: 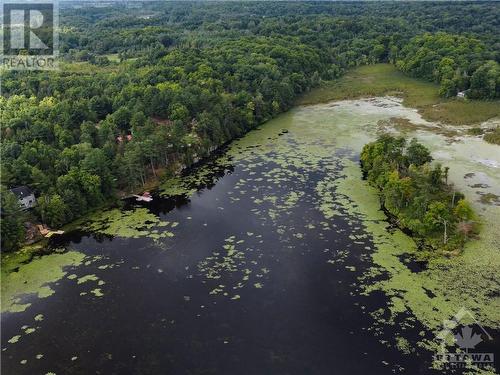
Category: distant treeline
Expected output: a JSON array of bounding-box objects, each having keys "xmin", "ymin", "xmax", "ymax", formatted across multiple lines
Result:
[
  {"xmin": 1, "ymin": 1, "xmax": 498, "ymax": 251},
  {"xmin": 397, "ymin": 33, "xmax": 499, "ymax": 99},
  {"xmin": 361, "ymin": 135, "xmax": 478, "ymax": 253}
]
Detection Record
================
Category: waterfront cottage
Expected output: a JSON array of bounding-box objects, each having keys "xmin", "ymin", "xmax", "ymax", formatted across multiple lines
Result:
[{"xmin": 10, "ymin": 186, "xmax": 36, "ymax": 210}]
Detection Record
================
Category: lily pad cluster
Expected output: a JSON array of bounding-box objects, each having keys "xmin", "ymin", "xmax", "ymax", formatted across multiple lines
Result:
[
  {"xmin": 83, "ymin": 208, "xmax": 177, "ymax": 239},
  {"xmin": 160, "ymin": 155, "xmax": 232, "ymax": 198},
  {"xmin": 197, "ymin": 235, "xmax": 268, "ymax": 299},
  {"xmin": 1, "ymin": 250, "xmax": 85, "ymax": 313}
]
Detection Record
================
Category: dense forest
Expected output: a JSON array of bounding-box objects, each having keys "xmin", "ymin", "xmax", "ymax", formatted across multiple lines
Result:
[
  {"xmin": 361, "ymin": 135, "xmax": 478, "ymax": 253},
  {"xmin": 397, "ymin": 33, "xmax": 500, "ymax": 98},
  {"xmin": 1, "ymin": 1, "xmax": 499, "ymax": 251}
]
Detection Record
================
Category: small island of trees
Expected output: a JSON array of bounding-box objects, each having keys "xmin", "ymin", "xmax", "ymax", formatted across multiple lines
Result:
[{"xmin": 361, "ymin": 135, "xmax": 478, "ymax": 254}]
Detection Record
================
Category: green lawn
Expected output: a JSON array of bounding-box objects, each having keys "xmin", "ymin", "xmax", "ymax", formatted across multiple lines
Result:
[{"xmin": 298, "ymin": 64, "xmax": 500, "ymax": 125}]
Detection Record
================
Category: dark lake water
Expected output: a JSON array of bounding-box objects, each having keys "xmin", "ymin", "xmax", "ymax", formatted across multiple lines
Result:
[
  {"xmin": 1, "ymin": 158, "xmax": 433, "ymax": 374},
  {"xmin": 2, "ymin": 99, "xmax": 498, "ymax": 374}
]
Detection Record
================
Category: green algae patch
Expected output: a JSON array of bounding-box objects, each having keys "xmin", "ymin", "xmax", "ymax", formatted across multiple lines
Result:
[
  {"xmin": 198, "ymin": 235, "xmax": 267, "ymax": 299},
  {"xmin": 315, "ymin": 177, "xmax": 342, "ymax": 219},
  {"xmin": 83, "ymin": 208, "xmax": 175, "ymax": 239},
  {"xmin": 159, "ymin": 155, "xmax": 232, "ymax": 198},
  {"xmin": 24, "ymin": 327, "xmax": 36, "ymax": 334},
  {"xmin": 8, "ymin": 335, "xmax": 21, "ymax": 344},
  {"xmin": 77, "ymin": 274, "xmax": 99, "ymax": 284},
  {"xmin": 1, "ymin": 243, "xmax": 47, "ymax": 276},
  {"xmin": 90, "ymin": 288, "xmax": 104, "ymax": 297},
  {"xmin": 159, "ymin": 177, "xmax": 197, "ymax": 198},
  {"xmin": 395, "ymin": 336, "xmax": 413, "ymax": 354},
  {"xmin": 1, "ymin": 251, "xmax": 85, "ymax": 314},
  {"xmin": 34, "ymin": 314, "xmax": 44, "ymax": 322}
]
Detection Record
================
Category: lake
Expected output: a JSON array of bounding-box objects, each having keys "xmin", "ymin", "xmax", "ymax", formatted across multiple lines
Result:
[{"xmin": 2, "ymin": 97, "xmax": 499, "ymax": 374}]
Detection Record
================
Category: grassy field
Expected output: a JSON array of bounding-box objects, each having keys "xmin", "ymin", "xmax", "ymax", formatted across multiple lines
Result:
[
  {"xmin": 298, "ymin": 64, "xmax": 500, "ymax": 125},
  {"xmin": 59, "ymin": 53, "xmax": 139, "ymax": 74},
  {"xmin": 103, "ymin": 53, "xmax": 121, "ymax": 62}
]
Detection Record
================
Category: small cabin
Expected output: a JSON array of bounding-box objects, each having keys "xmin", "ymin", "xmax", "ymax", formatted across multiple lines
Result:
[
  {"xmin": 457, "ymin": 91, "xmax": 466, "ymax": 99},
  {"xmin": 10, "ymin": 186, "xmax": 36, "ymax": 210}
]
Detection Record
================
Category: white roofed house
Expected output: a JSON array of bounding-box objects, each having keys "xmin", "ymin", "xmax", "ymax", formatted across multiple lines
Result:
[{"xmin": 9, "ymin": 186, "xmax": 36, "ymax": 210}]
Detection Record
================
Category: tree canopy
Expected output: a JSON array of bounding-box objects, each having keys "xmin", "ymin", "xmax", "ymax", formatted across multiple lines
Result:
[{"xmin": 1, "ymin": 1, "xmax": 497, "ymax": 251}]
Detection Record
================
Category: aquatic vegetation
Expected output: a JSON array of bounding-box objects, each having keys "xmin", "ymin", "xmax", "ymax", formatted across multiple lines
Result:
[
  {"xmin": 83, "ymin": 208, "xmax": 176, "ymax": 239},
  {"xmin": 315, "ymin": 178, "xmax": 341, "ymax": 219},
  {"xmin": 159, "ymin": 177, "xmax": 197, "ymax": 198},
  {"xmin": 90, "ymin": 288, "xmax": 104, "ymax": 297},
  {"xmin": 395, "ymin": 336, "xmax": 412, "ymax": 354},
  {"xmin": 8, "ymin": 335, "xmax": 21, "ymax": 344},
  {"xmin": 34, "ymin": 314, "xmax": 44, "ymax": 321},
  {"xmin": 1, "ymin": 251, "xmax": 85, "ymax": 313},
  {"xmin": 483, "ymin": 127, "xmax": 500, "ymax": 145},
  {"xmin": 479, "ymin": 192, "xmax": 500, "ymax": 206},
  {"xmin": 2, "ymin": 246, "xmax": 109, "ymax": 315},
  {"xmin": 334, "ymin": 160, "xmax": 500, "ymax": 343},
  {"xmin": 159, "ymin": 155, "xmax": 232, "ymax": 198},
  {"xmin": 1, "ymin": 243, "xmax": 47, "ymax": 276},
  {"xmin": 24, "ymin": 327, "xmax": 36, "ymax": 334},
  {"xmin": 227, "ymin": 97, "xmax": 499, "ymax": 363},
  {"xmin": 198, "ymin": 236, "xmax": 267, "ymax": 299},
  {"xmin": 77, "ymin": 274, "xmax": 99, "ymax": 284}
]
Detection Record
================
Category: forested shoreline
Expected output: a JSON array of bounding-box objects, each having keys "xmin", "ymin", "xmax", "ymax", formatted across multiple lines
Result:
[{"xmin": 1, "ymin": 1, "xmax": 500, "ymax": 251}]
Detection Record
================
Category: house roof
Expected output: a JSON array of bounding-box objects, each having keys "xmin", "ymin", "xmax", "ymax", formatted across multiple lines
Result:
[{"xmin": 10, "ymin": 186, "xmax": 33, "ymax": 199}]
